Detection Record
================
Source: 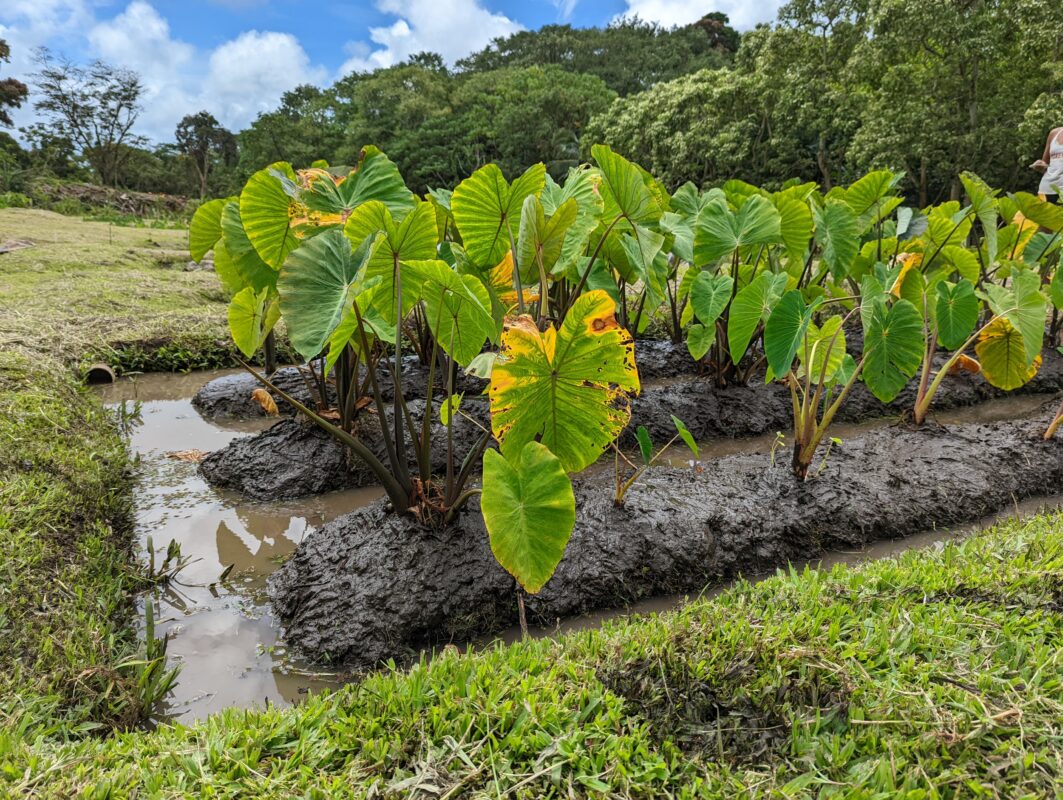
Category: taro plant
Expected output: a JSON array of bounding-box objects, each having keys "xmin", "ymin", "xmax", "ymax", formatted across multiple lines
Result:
[
  {"xmin": 764, "ymin": 283, "xmax": 924, "ymax": 480},
  {"xmin": 193, "ymin": 150, "xmax": 648, "ymax": 615},
  {"xmin": 671, "ymin": 171, "xmax": 903, "ymax": 386},
  {"xmin": 481, "ymin": 290, "xmax": 641, "ymax": 597},
  {"xmin": 192, "ymin": 149, "xmax": 499, "ymax": 523}
]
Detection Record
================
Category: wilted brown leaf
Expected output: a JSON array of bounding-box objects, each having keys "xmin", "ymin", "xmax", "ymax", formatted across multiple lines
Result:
[
  {"xmin": 251, "ymin": 388, "xmax": 279, "ymax": 416},
  {"xmin": 166, "ymin": 449, "xmax": 208, "ymax": 462}
]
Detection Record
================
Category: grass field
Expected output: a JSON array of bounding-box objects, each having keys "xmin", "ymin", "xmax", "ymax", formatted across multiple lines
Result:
[
  {"xmin": 0, "ymin": 208, "xmax": 232, "ymax": 372},
  {"xmin": 1, "ymin": 208, "xmax": 1062, "ymax": 797}
]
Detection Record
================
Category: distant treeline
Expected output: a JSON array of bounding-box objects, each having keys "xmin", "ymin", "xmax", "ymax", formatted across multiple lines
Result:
[{"xmin": 3, "ymin": 1, "xmax": 1062, "ymax": 206}]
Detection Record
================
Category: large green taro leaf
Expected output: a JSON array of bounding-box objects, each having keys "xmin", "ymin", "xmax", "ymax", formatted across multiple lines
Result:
[
  {"xmin": 518, "ymin": 195, "xmax": 577, "ymax": 282},
  {"xmin": 726, "ymin": 271, "xmax": 788, "ymax": 365},
  {"xmin": 935, "ymin": 279, "xmax": 979, "ymax": 350},
  {"xmin": 982, "ymin": 269, "xmax": 1046, "ymax": 367},
  {"xmin": 344, "ymin": 199, "xmax": 438, "ymax": 325},
  {"xmin": 451, "ymin": 162, "xmax": 546, "ymax": 268},
  {"xmin": 591, "ymin": 144, "xmax": 663, "ymax": 228},
  {"xmin": 405, "ymin": 259, "xmax": 497, "ymax": 366},
  {"xmin": 860, "ymin": 296, "xmax": 924, "ymax": 402},
  {"xmin": 240, "ymin": 162, "xmax": 299, "ymax": 269},
  {"xmin": 693, "ymin": 194, "xmax": 781, "ymax": 266},
  {"xmin": 764, "ymin": 289, "xmax": 817, "ymax": 379},
  {"xmin": 689, "ymin": 271, "xmax": 733, "ymax": 329},
  {"xmin": 481, "ymin": 441, "xmax": 576, "ymax": 594},
  {"xmin": 189, "ymin": 197, "xmax": 229, "ymax": 262},
  {"xmin": 489, "ymin": 289, "xmax": 640, "ymax": 472},
  {"xmin": 813, "ymin": 200, "xmax": 860, "ymax": 279},
  {"xmin": 277, "ymin": 228, "xmax": 381, "ymax": 360},
  {"xmin": 302, "ymin": 146, "xmax": 415, "ymax": 221},
  {"xmin": 217, "ymin": 201, "xmax": 277, "ymax": 294},
  {"xmin": 228, "ymin": 286, "xmax": 280, "ymax": 359}
]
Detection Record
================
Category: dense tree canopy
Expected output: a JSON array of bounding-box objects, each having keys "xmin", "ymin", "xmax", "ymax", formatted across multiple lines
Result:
[
  {"xmin": 9, "ymin": 5, "xmax": 1062, "ymax": 205},
  {"xmin": 592, "ymin": 0, "xmax": 1063, "ymax": 201}
]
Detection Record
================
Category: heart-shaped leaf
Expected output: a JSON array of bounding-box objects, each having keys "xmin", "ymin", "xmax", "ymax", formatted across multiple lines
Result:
[
  {"xmin": 278, "ymin": 228, "xmax": 382, "ymax": 360},
  {"xmin": 481, "ymin": 442, "xmax": 576, "ymax": 594},
  {"xmin": 694, "ymin": 195, "xmax": 782, "ymax": 266},
  {"xmin": 976, "ymin": 317, "xmax": 1042, "ymax": 390},
  {"xmin": 228, "ymin": 286, "xmax": 280, "ymax": 359},
  {"xmin": 861, "ymin": 297, "xmax": 924, "ymax": 402},
  {"xmin": 452, "ymin": 162, "xmax": 546, "ymax": 268},
  {"xmin": 935, "ymin": 279, "xmax": 979, "ymax": 350},
  {"xmin": 240, "ymin": 162, "xmax": 299, "ymax": 268},
  {"xmin": 726, "ymin": 271, "xmax": 788, "ymax": 365}
]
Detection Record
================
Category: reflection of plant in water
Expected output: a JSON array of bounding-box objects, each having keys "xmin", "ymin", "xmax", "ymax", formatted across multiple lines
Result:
[{"xmin": 111, "ymin": 398, "xmax": 142, "ymax": 436}]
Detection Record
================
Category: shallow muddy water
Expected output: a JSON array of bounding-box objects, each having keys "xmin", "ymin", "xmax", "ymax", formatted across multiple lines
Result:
[
  {"xmin": 101, "ymin": 371, "xmax": 1060, "ymax": 722},
  {"xmin": 99, "ymin": 370, "xmax": 382, "ymax": 722}
]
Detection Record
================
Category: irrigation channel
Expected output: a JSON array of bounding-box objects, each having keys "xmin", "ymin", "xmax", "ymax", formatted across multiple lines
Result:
[{"xmin": 100, "ymin": 370, "xmax": 1062, "ymax": 723}]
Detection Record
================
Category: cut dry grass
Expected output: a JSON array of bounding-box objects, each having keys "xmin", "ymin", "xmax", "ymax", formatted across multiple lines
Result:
[{"xmin": 0, "ymin": 208, "xmax": 235, "ymax": 372}]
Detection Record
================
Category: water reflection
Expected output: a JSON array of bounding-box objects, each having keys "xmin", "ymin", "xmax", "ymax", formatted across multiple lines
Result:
[{"xmin": 99, "ymin": 370, "xmax": 381, "ymax": 722}]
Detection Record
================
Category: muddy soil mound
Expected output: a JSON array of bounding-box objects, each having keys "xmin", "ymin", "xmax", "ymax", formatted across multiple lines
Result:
[
  {"xmin": 625, "ymin": 348, "xmax": 1063, "ymax": 445},
  {"xmin": 269, "ymin": 409, "xmax": 1063, "ymax": 668},
  {"xmin": 199, "ymin": 399, "xmax": 492, "ymax": 500},
  {"xmin": 192, "ymin": 360, "xmax": 487, "ymax": 420}
]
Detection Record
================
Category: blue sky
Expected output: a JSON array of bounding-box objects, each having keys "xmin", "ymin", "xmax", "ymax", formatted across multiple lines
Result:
[{"xmin": 1, "ymin": 0, "xmax": 784, "ymax": 142}]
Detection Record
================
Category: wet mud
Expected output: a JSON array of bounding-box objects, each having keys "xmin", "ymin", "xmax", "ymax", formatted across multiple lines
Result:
[
  {"xmin": 268, "ymin": 408, "xmax": 1063, "ymax": 669},
  {"xmin": 199, "ymin": 398, "xmax": 492, "ymax": 500},
  {"xmin": 199, "ymin": 345, "xmax": 1063, "ymax": 499},
  {"xmin": 191, "ymin": 339, "xmax": 696, "ymax": 422}
]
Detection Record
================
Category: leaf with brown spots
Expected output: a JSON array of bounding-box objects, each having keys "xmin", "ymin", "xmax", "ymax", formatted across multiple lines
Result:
[{"xmin": 488, "ymin": 289, "xmax": 640, "ymax": 472}]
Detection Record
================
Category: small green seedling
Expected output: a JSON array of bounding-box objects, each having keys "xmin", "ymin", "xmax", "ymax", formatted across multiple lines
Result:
[{"xmin": 613, "ymin": 415, "xmax": 698, "ymax": 506}]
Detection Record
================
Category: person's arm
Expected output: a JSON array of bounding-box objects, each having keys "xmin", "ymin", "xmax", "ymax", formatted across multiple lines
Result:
[{"xmin": 1032, "ymin": 128, "xmax": 1057, "ymax": 172}]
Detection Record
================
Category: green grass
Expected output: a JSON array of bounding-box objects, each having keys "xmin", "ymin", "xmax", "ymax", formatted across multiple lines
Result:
[
  {"xmin": 2, "ymin": 514, "xmax": 1061, "ymax": 798},
  {"xmin": 0, "ymin": 209, "xmax": 241, "ymax": 739},
  {"xmin": 0, "ymin": 352, "xmax": 145, "ymax": 736}
]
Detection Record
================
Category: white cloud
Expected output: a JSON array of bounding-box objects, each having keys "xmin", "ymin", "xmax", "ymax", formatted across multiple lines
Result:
[
  {"xmin": 3, "ymin": 1, "xmax": 327, "ymax": 142},
  {"xmin": 339, "ymin": 0, "xmax": 522, "ymax": 74},
  {"xmin": 203, "ymin": 31, "xmax": 326, "ymax": 132},
  {"xmin": 553, "ymin": 0, "xmax": 578, "ymax": 23},
  {"xmin": 88, "ymin": 1, "xmax": 197, "ymax": 138},
  {"xmin": 615, "ymin": 0, "xmax": 784, "ymax": 31}
]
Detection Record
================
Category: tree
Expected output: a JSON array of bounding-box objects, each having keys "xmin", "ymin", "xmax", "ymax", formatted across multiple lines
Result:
[
  {"xmin": 237, "ymin": 84, "xmax": 344, "ymax": 176},
  {"xmin": 457, "ymin": 17, "xmax": 737, "ymax": 96},
  {"xmin": 849, "ymin": 0, "xmax": 1063, "ymax": 203},
  {"xmin": 585, "ymin": 68, "xmax": 784, "ymax": 190},
  {"xmin": 175, "ymin": 111, "xmax": 237, "ymax": 199},
  {"xmin": 31, "ymin": 50, "xmax": 144, "ymax": 187},
  {"xmin": 0, "ymin": 40, "xmax": 29, "ymax": 127}
]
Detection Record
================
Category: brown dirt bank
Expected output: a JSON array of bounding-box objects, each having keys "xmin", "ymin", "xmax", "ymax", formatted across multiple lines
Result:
[{"xmin": 267, "ymin": 408, "xmax": 1063, "ymax": 669}]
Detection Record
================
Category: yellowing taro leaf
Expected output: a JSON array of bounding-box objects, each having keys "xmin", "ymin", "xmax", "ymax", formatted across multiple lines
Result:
[
  {"xmin": 1009, "ymin": 211, "xmax": 1039, "ymax": 259},
  {"xmin": 890, "ymin": 253, "xmax": 922, "ymax": 297},
  {"xmin": 488, "ymin": 251, "xmax": 540, "ymax": 310},
  {"xmin": 489, "ymin": 289, "xmax": 639, "ymax": 473},
  {"xmin": 976, "ymin": 317, "xmax": 1041, "ymax": 390}
]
